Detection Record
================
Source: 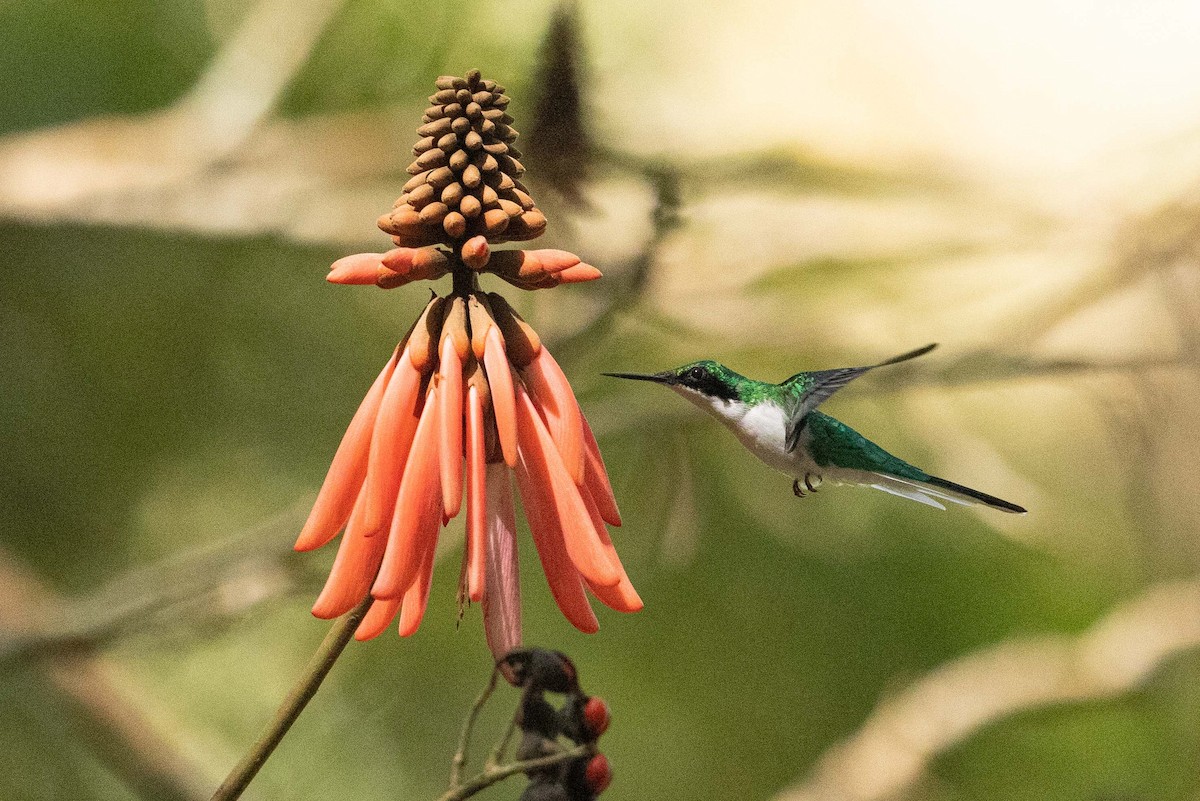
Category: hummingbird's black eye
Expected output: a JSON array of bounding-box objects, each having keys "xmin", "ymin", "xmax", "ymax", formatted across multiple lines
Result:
[{"xmin": 685, "ymin": 366, "xmax": 706, "ymax": 382}]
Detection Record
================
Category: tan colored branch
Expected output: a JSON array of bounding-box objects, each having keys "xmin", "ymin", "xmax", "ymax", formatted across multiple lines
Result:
[{"xmin": 776, "ymin": 578, "xmax": 1200, "ymax": 801}]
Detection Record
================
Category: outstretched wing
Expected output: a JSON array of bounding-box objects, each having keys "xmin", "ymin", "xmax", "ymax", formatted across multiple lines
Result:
[{"xmin": 784, "ymin": 343, "xmax": 937, "ymax": 452}]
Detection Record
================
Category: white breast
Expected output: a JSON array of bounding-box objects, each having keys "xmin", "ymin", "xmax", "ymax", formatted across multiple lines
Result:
[{"xmin": 673, "ymin": 388, "xmax": 808, "ymax": 476}]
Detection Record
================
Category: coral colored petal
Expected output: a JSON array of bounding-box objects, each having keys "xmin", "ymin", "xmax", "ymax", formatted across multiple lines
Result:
[
  {"xmin": 372, "ymin": 384, "xmax": 443, "ymax": 599},
  {"xmin": 516, "ymin": 385, "xmax": 620, "ymax": 588},
  {"xmin": 465, "ymin": 387, "xmax": 487, "ymax": 603},
  {"xmin": 328, "ymin": 252, "xmax": 386, "ymax": 284},
  {"xmin": 296, "ymin": 351, "xmax": 398, "ymax": 552},
  {"xmin": 438, "ymin": 338, "xmax": 464, "ymax": 519},
  {"xmin": 514, "ymin": 448, "xmax": 599, "ymax": 634},
  {"xmin": 581, "ymin": 414, "xmax": 621, "ymax": 527},
  {"xmin": 482, "ymin": 463, "xmax": 522, "ymax": 659},
  {"xmin": 397, "ymin": 538, "xmax": 437, "ymax": 637},
  {"xmin": 362, "ymin": 349, "xmax": 424, "ymax": 536},
  {"xmin": 580, "ymin": 486, "xmax": 643, "ymax": 613},
  {"xmin": 355, "ymin": 598, "xmax": 401, "ymax": 641},
  {"xmin": 311, "ymin": 490, "xmax": 390, "ymax": 619},
  {"xmin": 522, "ymin": 348, "xmax": 585, "ymax": 484},
  {"xmin": 556, "ymin": 264, "xmax": 603, "ymax": 284},
  {"xmin": 483, "ymin": 328, "xmax": 518, "ymax": 466}
]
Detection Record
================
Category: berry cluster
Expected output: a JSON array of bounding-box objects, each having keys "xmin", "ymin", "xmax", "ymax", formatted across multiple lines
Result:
[{"xmin": 499, "ymin": 649, "xmax": 613, "ymax": 801}]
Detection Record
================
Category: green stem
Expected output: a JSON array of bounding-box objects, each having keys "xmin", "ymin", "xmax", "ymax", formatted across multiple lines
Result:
[
  {"xmin": 210, "ymin": 594, "xmax": 373, "ymax": 801},
  {"xmin": 450, "ymin": 664, "xmax": 500, "ymax": 786},
  {"xmin": 437, "ymin": 744, "xmax": 593, "ymax": 801}
]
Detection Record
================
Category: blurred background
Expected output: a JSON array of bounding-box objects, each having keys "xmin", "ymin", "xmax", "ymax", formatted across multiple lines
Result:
[{"xmin": 3, "ymin": 1, "xmax": 1200, "ymax": 799}]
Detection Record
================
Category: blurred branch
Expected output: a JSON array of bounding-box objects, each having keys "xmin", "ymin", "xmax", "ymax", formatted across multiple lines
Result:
[
  {"xmin": 0, "ymin": 506, "xmax": 307, "ymax": 663},
  {"xmin": 437, "ymin": 743, "xmax": 591, "ymax": 801},
  {"xmin": 211, "ymin": 594, "xmax": 374, "ymax": 801},
  {"xmin": 775, "ymin": 578, "xmax": 1200, "ymax": 801},
  {"xmin": 0, "ymin": 0, "xmax": 345, "ymax": 222},
  {"xmin": 0, "ymin": 547, "xmax": 210, "ymax": 801}
]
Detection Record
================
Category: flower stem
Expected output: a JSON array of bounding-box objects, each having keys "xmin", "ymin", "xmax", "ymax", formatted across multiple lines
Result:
[
  {"xmin": 450, "ymin": 664, "xmax": 501, "ymax": 786},
  {"xmin": 437, "ymin": 744, "xmax": 593, "ymax": 801},
  {"xmin": 210, "ymin": 594, "xmax": 373, "ymax": 801}
]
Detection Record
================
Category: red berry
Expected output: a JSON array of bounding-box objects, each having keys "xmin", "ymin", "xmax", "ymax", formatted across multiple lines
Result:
[
  {"xmin": 585, "ymin": 754, "xmax": 611, "ymax": 794},
  {"xmin": 582, "ymin": 697, "xmax": 610, "ymax": 738}
]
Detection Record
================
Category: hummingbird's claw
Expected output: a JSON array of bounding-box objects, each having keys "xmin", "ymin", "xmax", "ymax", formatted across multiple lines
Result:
[{"xmin": 793, "ymin": 479, "xmax": 805, "ymax": 498}]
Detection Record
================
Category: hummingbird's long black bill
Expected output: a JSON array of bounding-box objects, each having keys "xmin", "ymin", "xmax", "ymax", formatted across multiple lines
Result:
[{"xmin": 601, "ymin": 371, "xmax": 676, "ymax": 384}]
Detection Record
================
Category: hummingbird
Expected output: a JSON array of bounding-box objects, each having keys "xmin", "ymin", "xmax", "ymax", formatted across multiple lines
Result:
[{"xmin": 604, "ymin": 344, "xmax": 1026, "ymax": 514}]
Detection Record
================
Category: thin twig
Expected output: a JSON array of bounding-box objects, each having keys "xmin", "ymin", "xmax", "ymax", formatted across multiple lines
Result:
[
  {"xmin": 210, "ymin": 594, "xmax": 374, "ymax": 801},
  {"xmin": 437, "ymin": 744, "xmax": 593, "ymax": 801},
  {"xmin": 450, "ymin": 664, "xmax": 501, "ymax": 786},
  {"xmin": 487, "ymin": 708, "xmax": 522, "ymax": 770}
]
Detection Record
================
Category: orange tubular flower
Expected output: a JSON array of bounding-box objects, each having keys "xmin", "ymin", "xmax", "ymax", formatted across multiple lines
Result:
[{"xmin": 296, "ymin": 70, "xmax": 640, "ymax": 663}]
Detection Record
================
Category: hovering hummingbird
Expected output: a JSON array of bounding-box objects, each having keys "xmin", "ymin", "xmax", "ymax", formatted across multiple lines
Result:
[{"xmin": 605, "ymin": 344, "xmax": 1025, "ymax": 514}]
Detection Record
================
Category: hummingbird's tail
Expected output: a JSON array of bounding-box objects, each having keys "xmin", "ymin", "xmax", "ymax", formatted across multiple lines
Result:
[{"xmin": 863, "ymin": 472, "xmax": 1026, "ymax": 514}]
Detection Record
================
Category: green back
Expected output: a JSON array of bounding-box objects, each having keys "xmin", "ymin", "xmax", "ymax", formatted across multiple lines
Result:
[{"xmin": 804, "ymin": 411, "xmax": 930, "ymax": 482}]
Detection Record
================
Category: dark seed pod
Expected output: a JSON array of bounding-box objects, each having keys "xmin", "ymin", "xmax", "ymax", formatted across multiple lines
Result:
[
  {"xmin": 451, "ymin": 116, "xmax": 471, "ymax": 135},
  {"xmin": 519, "ymin": 781, "xmax": 569, "ymax": 801},
  {"xmin": 437, "ymin": 132, "xmax": 458, "ymax": 150},
  {"xmin": 412, "ymin": 136, "xmax": 435, "ymax": 154},
  {"xmin": 449, "ymin": 149, "xmax": 470, "ymax": 172}
]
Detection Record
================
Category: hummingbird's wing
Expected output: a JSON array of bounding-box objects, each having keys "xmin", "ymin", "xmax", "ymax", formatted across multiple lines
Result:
[{"xmin": 783, "ymin": 343, "xmax": 937, "ymax": 452}]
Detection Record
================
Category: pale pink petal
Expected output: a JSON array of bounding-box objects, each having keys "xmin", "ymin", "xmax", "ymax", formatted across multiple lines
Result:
[
  {"xmin": 482, "ymin": 463, "xmax": 521, "ymax": 659},
  {"xmin": 328, "ymin": 252, "xmax": 386, "ymax": 284}
]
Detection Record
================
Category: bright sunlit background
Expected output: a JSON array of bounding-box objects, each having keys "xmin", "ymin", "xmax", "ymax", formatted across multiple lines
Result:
[{"xmin": 3, "ymin": 1, "xmax": 1200, "ymax": 800}]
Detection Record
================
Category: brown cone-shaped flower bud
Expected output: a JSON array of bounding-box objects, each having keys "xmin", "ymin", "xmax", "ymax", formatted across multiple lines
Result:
[{"xmin": 381, "ymin": 70, "xmax": 550, "ymax": 247}]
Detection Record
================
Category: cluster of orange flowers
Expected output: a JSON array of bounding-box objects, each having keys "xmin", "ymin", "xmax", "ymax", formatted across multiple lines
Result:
[{"xmin": 296, "ymin": 72, "xmax": 640, "ymax": 660}]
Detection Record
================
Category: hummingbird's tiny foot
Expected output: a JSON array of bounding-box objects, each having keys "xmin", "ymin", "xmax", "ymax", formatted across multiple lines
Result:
[
  {"xmin": 804, "ymin": 473, "xmax": 822, "ymax": 493},
  {"xmin": 792, "ymin": 479, "xmax": 806, "ymax": 498}
]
